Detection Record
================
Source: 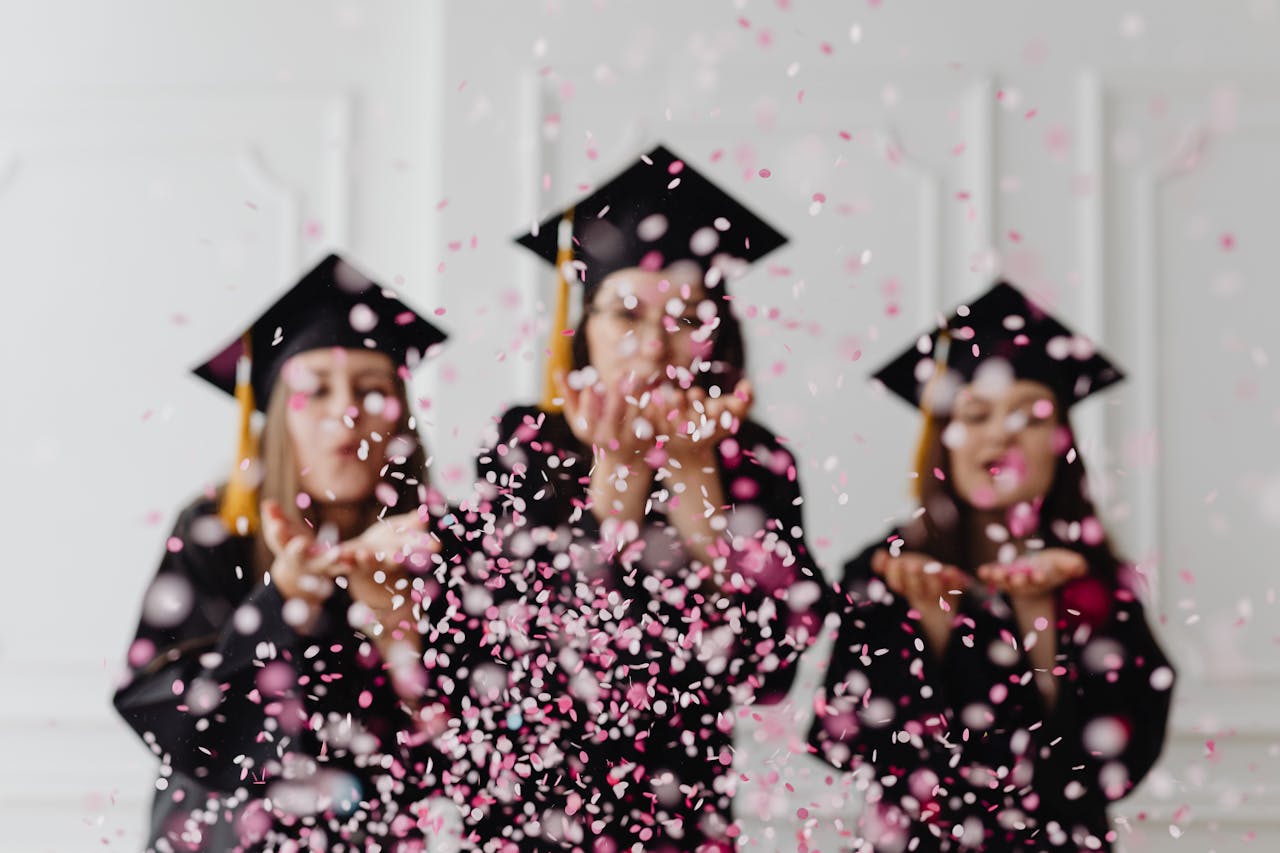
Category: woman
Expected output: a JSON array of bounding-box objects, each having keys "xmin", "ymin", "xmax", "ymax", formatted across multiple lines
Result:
[
  {"xmin": 434, "ymin": 146, "xmax": 826, "ymax": 851},
  {"xmin": 114, "ymin": 254, "xmax": 466, "ymax": 851},
  {"xmin": 808, "ymin": 281, "xmax": 1175, "ymax": 852}
]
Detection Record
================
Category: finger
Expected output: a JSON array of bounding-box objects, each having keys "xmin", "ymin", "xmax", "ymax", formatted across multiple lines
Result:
[
  {"xmin": 596, "ymin": 383, "xmax": 623, "ymax": 450},
  {"xmin": 903, "ymin": 568, "xmax": 929, "ymax": 608},
  {"xmin": 260, "ymin": 500, "xmax": 286, "ymax": 553},
  {"xmin": 942, "ymin": 567, "xmax": 972, "ymax": 592},
  {"xmin": 976, "ymin": 563, "xmax": 1005, "ymax": 589},
  {"xmin": 884, "ymin": 561, "xmax": 907, "ymax": 598},
  {"xmin": 871, "ymin": 549, "xmax": 889, "ymax": 576},
  {"xmin": 275, "ymin": 535, "xmax": 310, "ymax": 583},
  {"xmin": 722, "ymin": 381, "xmax": 752, "ymax": 420},
  {"xmin": 553, "ymin": 370, "xmax": 572, "ymax": 410},
  {"xmin": 559, "ymin": 375, "xmax": 586, "ymax": 437}
]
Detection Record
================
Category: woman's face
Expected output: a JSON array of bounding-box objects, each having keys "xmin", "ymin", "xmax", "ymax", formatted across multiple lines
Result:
[
  {"xmin": 583, "ymin": 264, "xmax": 716, "ymax": 388},
  {"xmin": 279, "ymin": 347, "xmax": 402, "ymax": 505},
  {"xmin": 945, "ymin": 376, "xmax": 1064, "ymax": 511}
]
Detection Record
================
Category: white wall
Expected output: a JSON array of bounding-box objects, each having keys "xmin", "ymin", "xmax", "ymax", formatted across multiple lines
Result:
[
  {"xmin": 3, "ymin": 1, "xmax": 1279, "ymax": 850},
  {"xmin": 0, "ymin": 2, "xmax": 444, "ymax": 849}
]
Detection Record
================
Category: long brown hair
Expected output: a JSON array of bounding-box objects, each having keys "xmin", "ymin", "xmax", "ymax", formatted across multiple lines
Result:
[
  {"xmin": 246, "ymin": 358, "xmax": 431, "ymax": 576},
  {"xmin": 904, "ymin": 401, "xmax": 1123, "ymax": 584}
]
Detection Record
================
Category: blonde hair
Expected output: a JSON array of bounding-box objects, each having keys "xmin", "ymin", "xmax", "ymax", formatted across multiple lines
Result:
[{"xmin": 247, "ymin": 357, "xmax": 431, "ymax": 577}]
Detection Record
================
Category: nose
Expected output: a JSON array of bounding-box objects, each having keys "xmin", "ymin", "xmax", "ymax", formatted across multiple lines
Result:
[
  {"xmin": 636, "ymin": 319, "xmax": 673, "ymax": 359},
  {"xmin": 327, "ymin": 384, "xmax": 360, "ymax": 423}
]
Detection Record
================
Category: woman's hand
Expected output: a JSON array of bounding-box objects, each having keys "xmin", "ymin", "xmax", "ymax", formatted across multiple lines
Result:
[
  {"xmin": 261, "ymin": 499, "xmax": 341, "ymax": 604},
  {"xmin": 976, "ymin": 547, "xmax": 1087, "ymax": 599},
  {"xmin": 871, "ymin": 549, "xmax": 970, "ymax": 660},
  {"xmin": 871, "ymin": 549, "xmax": 971, "ymax": 613},
  {"xmin": 337, "ymin": 509, "xmax": 439, "ymax": 635},
  {"xmin": 976, "ymin": 548, "xmax": 1085, "ymax": 711},
  {"xmin": 557, "ymin": 371, "xmax": 656, "ymax": 463},
  {"xmin": 654, "ymin": 379, "xmax": 753, "ymax": 465}
]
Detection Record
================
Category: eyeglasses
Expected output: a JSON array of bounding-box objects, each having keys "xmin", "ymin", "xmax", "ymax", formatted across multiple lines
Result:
[{"xmin": 585, "ymin": 304, "xmax": 709, "ymax": 339}]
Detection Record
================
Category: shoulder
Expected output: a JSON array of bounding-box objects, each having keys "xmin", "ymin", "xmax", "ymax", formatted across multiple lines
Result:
[
  {"xmin": 154, "ymin": 493, "xmax": 255, "ymax": 594},
  {"xmin": 168, "ymin": 493, "xmax": 239, "ymax": 544}
]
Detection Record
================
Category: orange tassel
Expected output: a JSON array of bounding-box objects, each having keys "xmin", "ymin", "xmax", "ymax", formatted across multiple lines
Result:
[
  {"xmin": 541, "ymin": 209, "xmax": 576, "ymax": 412},
  {"xmin": 219, "ymin": 334, "xmax": 261, "ymax": 534}
]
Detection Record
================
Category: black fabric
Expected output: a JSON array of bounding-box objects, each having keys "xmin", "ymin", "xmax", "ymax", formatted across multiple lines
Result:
[
  {"xmin": 807, "ymin": 533, "xmax": 1175, "ymax": 852},
  {"xmin": 114, "ymin": 496, "xmax": 464, "ymax": 852},
  {"xmin": 427, "ymin": 405, "xmax": 826, "ymax": 851}
]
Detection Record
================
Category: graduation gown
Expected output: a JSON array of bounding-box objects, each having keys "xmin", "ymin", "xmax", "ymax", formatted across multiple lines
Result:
[
  {"xmin": 114, "ymin": 496, "xmax": 461, "ymax": 852},
  {"xmin": 429, "ymin": 405, "xmax": 826, "ymax": 852},
  {"xmin": 807, "ymin": 533, "xmax": 1176, "ymax": 852}
]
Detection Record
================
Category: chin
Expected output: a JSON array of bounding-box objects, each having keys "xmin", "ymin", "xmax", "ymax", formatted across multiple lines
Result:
[{"xmin": 303, "ymin": 471, "xmax": 378, "ymax": 504}]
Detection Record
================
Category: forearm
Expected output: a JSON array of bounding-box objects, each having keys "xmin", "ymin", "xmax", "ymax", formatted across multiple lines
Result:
[
  {"xmin": 588, "ymin": 454, "xmax": 652, "ymax": 530},
  {"xmin": 1011, "ymin": 592, "xmax": 1059, "ymax": 709},
  {"xmin": 914, "ymin": 604, "xmax": 954, "ymax": 662},
  {"xmin": 663, "ymin": 453, "xmax": 725, "ymax": 567}
]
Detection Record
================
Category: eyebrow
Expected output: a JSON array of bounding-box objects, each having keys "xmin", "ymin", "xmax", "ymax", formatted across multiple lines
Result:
[{"xmin": 303, "ymin": 366, "xmax": 395, "ymax": 380}]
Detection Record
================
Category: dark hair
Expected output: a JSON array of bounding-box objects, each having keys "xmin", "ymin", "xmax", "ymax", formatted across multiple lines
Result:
[
  {"xmin": 905, "ymin": 401, "xmax": 1123, "ymax": 585},
  {"xmin": 570, "ymin": 275, "xmax": 748, "ymax": 390}
]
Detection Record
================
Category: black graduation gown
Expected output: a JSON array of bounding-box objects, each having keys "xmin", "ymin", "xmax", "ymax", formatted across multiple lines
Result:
[
  {"xmin": 114, "ymin": 496, "xmax": 463, "ymax": 852},
  {"xmin": 429, "ymin": 405, "xmax": 826, "ymax": 852},
  {"xmin": 807, "ymin": 533, "xmax": 1176, "ymax": 852}
]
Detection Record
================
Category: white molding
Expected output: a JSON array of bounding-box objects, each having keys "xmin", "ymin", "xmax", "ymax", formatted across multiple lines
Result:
[
  {"xmin": 965, "ymin": 75, "xmax": 997, "ymax": 288},
  {"xmin": 516, "ymin": 69, "xmax": 552, "ymax": 404},
  {"xmin": 237, "ymin": 142, "xmax": 302, "ymax": 280},
  {"xmin": 322, "ymin": 92, "xmax": 354, "ymax": 248},
  {"xmin": 1097, "ymin": 69, "xmax": 1280, "ymax": 690},
  {"xmin": 0, "ymin": 151, "xmax": 18, "ymax": 195},
  {"xmin": 1075, "ymin": 70, "xmax": 1109, "ymax": 461}
]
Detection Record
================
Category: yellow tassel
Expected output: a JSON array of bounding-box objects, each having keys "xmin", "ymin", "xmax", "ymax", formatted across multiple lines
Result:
[
  {"xmin": 912, "ymin": 331, "xmax": 951, "ymax": 501},
  {"xmin": 219, "ymin": 334, "xmax": 261, "ymax": 534},
  {"xmin": 541, "ymin": 208, "xmax": 576, "ymax": 412}
]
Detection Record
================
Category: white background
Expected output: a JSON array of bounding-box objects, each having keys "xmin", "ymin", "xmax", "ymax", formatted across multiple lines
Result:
[{"xmin": 2, "ymin": 1, "xmax": 1278, "ymax": 850}]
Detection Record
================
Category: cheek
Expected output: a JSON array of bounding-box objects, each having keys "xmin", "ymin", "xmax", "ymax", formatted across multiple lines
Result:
[
  {"xmin": 586, "ymin": 328, "xmax": 631, "ymax": 374},
  {"xmin": 682, "ymin": 336, "xmax": 713, "ymax": 362}
]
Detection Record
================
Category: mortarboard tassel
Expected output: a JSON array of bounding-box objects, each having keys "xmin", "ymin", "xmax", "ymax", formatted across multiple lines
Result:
[
  {"xmin": 912, "ymin": 330, "xmax": 952, "ymax": 501},
  {"xmin": 219, "ymin": 333, "xmax": 261, "ymax": 534},
  {"xmin": 541, "ymin": 208, "xmax": 576, "ymax": 412}
]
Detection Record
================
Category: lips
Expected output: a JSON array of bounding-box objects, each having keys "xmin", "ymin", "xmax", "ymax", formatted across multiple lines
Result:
[
  {"xmin": 985, "ymin": 450, "xmax": 1027, "ymax": 491},
  {"xmin": 334, "ymin": 441, "xmax": 361, "ymax": 458}
]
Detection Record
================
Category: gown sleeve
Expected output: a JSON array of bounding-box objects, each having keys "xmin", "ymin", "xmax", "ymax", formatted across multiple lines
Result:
[
  {"xmin": 1036, "ymin": 573, "xmax": 1176, "ymax": 814},
  {"xmin": 112, "ymin": 499, "xmax": 329, "ymax": 791},
  {"xmin": 805, "ymin": 535, "xmax": 958, "ymax": 777},
  {"xmin": 717, "ymin": 423, "xmax": 827, "ymax": 705},
  {"xmin": 114, "ymin": 497, "xmax": 462, "ymax": 800}
]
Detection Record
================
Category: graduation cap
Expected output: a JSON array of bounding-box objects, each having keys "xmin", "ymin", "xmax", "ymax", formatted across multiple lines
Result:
[
  {"xmin": 871, "ymin": 281, "xmax": 1124, "ymax": 495},
  {"xmin": 514, "ymin": 143, "xmax": 788, "ymax": 409},
  {"xmin": 193, "ymin": 253, "xmax": 448, "ymax": 532}
]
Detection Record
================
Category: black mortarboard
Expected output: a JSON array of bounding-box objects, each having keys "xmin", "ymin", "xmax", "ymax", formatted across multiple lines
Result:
[
  {"xmin": 193, "ymin": 253, "xmax": 448, "ymax": 411},
  {"xmin": 191, "ymin": 253, "xmax": 447, "ymax": 533},
  {"xmin": 514, "ymin": 143, "xmax": 788, "ymax": 297},
  {"xmin": 513, "ymin": 144, "xmax": 787, "ymax": 409},
  {"xmin": 873, "ymin": 280, "xmax": 1124, "ymax": 413}
]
